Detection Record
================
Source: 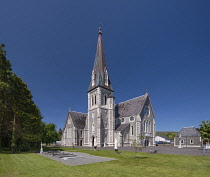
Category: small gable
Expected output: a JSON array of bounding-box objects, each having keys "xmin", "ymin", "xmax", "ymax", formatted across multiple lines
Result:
[{"xmin": 65, "ymin": 111, "xmax": 87, "ymax": 129}]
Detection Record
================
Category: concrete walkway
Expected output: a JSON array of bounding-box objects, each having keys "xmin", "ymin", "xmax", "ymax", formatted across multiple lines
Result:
[{"xmin": 39, "ymin": 151, "xmax": 116, "ymax": 166}]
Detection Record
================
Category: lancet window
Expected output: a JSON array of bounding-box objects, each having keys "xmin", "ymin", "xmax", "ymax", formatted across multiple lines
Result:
[
  {"xmin": 104, "ymin": 95, "xmax": 107, "ymax": 105},
  {"xmin": 104, "ymin": 69, "xmax": 108, "ymax": 86},
  {"xmin": 92, "ymin": 70, "xmax": 95, "ymax": 86}
]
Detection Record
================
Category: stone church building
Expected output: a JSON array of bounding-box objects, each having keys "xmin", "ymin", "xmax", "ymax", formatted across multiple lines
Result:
[
  {"xmin": 174, "ymin": 127, "xmax": 202, "ymax": 147},
  {"xmin": 61, "ymin": 28, "xmax": 156, "ymax": 147}
]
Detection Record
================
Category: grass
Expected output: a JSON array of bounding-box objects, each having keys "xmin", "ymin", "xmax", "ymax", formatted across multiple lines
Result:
[{"xmin": 0, "ymin": 147, "xmax": 210, "ymax": 177}]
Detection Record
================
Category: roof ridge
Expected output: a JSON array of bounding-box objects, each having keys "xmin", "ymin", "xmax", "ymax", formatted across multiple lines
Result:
[
  {"xmin": 183, "ymin": 126, "xmax": 195, "ymax": 128},
  {"xmin": 116, "ymin": 94, "xmax": 146, "ymax": 105},
  {"xmin": 69, "ymin": 111, "xmax": 87, "ymax": 114}
]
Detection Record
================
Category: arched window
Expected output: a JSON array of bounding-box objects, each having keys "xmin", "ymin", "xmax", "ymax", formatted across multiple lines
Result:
[
  {"xmin": 144, "ymin": 106, "xmax": 150, "ymax": 116},
  {"xmin": 104, "ymin": 69, "xmax": 108, "ymax": 86},
  {"xmin": 130, "ymin": 116, "xmax": 135, "ymax": 122},
  {"xmin": 144, "ymin": 120, "xmax": 149, "ymax": 132},
  {"xmin": 190, "ymin": 139, "xmax": 194, "ymax": 144},
  {"xmin": 95, "ymin": 95, "xmax": 97, "ymax": 105},
  {"xmin": 104, "ymin": 95, "xmax": 107, "ymax": 105},
  {"xmin": 131, "ymin": 126, "xmax": 134, "ymax": 136},
  {"xmin": 91, "ymin": 70, "xmax": 95, "ymax": 86},
  {"xmin": 80, "ymin": 130, "xmax": 83, "ymax": 138},
  {"xmin": 181, "ymin": 140, "xmax": 184, "ymax": 144},
  {"xmin": 144, "ymin": 121, "xmax": 147, "ymax": 132},
  {"xmin": 148, "ymin": 121, "xmax": 151, "ymax": 132},
  {"xmin": 92, "ymin": 95, "xmax": 94, "ymax": 106}
]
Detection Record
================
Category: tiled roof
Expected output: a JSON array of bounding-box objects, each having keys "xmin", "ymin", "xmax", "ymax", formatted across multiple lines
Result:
[
  {"xmin": 116, "ymin": 123, "xmax": 130, "ymax": 131},
  {"xmin": 115, "ymin": 94, "xmax": 147, "ymax": 118},
  {"xmin": 176, "ymin": 127, "xmax": 201, "ymax": 137},
  {"xmin": 69, "ymin": 111, "xmax": 87, "ymax": 129},
  {"xmin": 88, "ymin": 28, "xmax": 113, "ymax": 92}
]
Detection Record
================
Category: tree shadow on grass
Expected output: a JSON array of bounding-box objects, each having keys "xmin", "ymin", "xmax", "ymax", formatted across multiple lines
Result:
[
  {"xmin": 134, "ymin": 156, "xmax": 148, "ymax": 159},
  {"xmin": 0, "ymin": 146, "xmax": 65, "ymax": 154}
]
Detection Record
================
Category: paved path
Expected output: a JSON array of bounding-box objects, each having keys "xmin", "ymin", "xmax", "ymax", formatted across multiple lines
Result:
[
  {"xmin": 70, "ymin": 145, "xmax": 210, "ymax": 156},
  {"xmin": 141, "ymin": 145, "xmax": 210, "ymax": 156},
  {"xmin": 39, "ymin": 151, "xmax": 116, "ymax": 166}
]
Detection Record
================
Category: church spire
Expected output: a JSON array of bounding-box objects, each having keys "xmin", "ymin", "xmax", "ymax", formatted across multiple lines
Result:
[
  {"xmin": 98, "ymin": 26, "xmax": 102, "ymax": 34},
  {"xmin": 88, "ymin": 27, "xmax": 113, "ymax": 92}
]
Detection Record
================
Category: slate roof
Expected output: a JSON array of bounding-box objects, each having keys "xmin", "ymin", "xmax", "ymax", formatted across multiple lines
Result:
[
  {"xmin": 67, "ymin": 94, "xmax": 148, "ymax": 130},
  {"xmin": 116, "ymin": 123, "xmax": 130, "ymax": 131},
  {"xmin": 88, "ymin": 27, "xmax": 113, "ymax": 92},
  {"xmin": 69, "ymin": 111, "xmax": 87, "ymax": 129},
  {"xmin": 115, "ymin": 94, "xmax": 147, "ymax": 118},
  {"xmin": 176, "ymin": 127, "xmax": 201, "ymax": 137}
]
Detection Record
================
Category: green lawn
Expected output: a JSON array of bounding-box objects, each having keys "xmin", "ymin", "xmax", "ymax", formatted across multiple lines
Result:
[{"xmin": 0, "ymin": 147, "xmax": 210, "ymax": 177}]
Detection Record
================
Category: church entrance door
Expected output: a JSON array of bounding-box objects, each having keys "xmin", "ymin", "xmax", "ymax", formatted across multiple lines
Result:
[
  {"xmin": 92, "ymin": 136, "xmax": 95, "ymax": 147},
  {"xmin": 144, "ymin": 139, "xmax": 149, "ymax": 146}
]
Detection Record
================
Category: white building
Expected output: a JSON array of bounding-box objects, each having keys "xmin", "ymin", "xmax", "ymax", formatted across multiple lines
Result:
[{"xmin": 155, "ymin": 136, "xmax": 171, "ymax": 144}]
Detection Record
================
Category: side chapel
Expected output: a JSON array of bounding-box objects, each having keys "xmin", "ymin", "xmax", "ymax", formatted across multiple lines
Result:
[{"xmin": 61, "ymin": 28, "xmax": 156, "ymax": 147}]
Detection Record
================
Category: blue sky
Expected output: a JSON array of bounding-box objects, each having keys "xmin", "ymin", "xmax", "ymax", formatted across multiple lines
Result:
[{"xmin": 1, "ymin": 1, "xmax": 210, "ymax": 131}]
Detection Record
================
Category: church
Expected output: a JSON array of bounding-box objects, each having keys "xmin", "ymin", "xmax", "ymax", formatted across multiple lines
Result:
[{"xmin": 61, "ymin": 28, "xmax": 156, "ymax": 147}]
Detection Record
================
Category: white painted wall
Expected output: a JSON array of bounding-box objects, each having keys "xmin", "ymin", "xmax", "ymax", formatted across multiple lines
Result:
[{"xmin": 155, "ymin": 136, "xmax": 170, "ymax": 143}]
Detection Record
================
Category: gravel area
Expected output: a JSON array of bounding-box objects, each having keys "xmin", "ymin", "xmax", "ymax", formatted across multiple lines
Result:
[{"xmin": 39, "ymin": 151, "xmax": 116, "ymax": 166}]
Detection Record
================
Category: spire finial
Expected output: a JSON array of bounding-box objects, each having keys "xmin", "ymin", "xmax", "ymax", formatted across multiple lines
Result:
[
  {"xmin": 145, "ymin": 89, "xmax": 148, "ymax": 94},
  {"xmin": 98, "ymin": 26, "xmax": 102, "ymax": 34}
]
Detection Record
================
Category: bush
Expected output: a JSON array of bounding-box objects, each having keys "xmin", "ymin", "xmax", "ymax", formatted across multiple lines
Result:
[{"xmin": 11, "ymin": 142, "xmax": 31, "ymax": 153}]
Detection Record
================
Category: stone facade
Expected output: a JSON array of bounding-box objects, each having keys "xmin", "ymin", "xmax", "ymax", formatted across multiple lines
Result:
[
  {"xmin": 174, "ymin": 127, "xmax": 202, "ymax": 147},
  {"xmin": 61, "ymin": 111, "xmax": 87, "ymax": 146},
  {"xmin": 84, "ymin": 87, "xmax": 115, "ymax": 147},
  {"xmin": 61, "ymin": 28, "xmax": 156, "ymax": 147},
  {"xmin": 115, "ymin": 95, "xmax": 156, "ymax": 147}
]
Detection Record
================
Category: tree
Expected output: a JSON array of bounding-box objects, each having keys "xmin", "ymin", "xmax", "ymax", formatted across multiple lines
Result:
[
  {"xmin": 166, "ymin": 132, "xmax": 177, "ymax": 140},
  {"xmin": 129, "ymin": 135, "xmax": 144, "ymax": 158},
  {"xmin": 42, "ymin": 123, "xmax": 59, "ymax": 145},
  {"xmin": 0, "ymin": 44, "xmax": 43, "ymax": 151},
  {"xmin": 58, "ymin": 128, "xmax": 63, "ymax": 141},
  {"xmin": 199, "ymin": 120, "xmax": 210, "ymax": 143},
  {"xmin": 0, "ymin": 44, "xmax": 13, "ymax": 149}
]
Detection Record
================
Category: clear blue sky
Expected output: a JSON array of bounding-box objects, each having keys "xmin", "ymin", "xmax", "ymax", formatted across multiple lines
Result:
[{"xmin": 1, "ymin": 1, "xmax": 210, "ymax": 131}]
